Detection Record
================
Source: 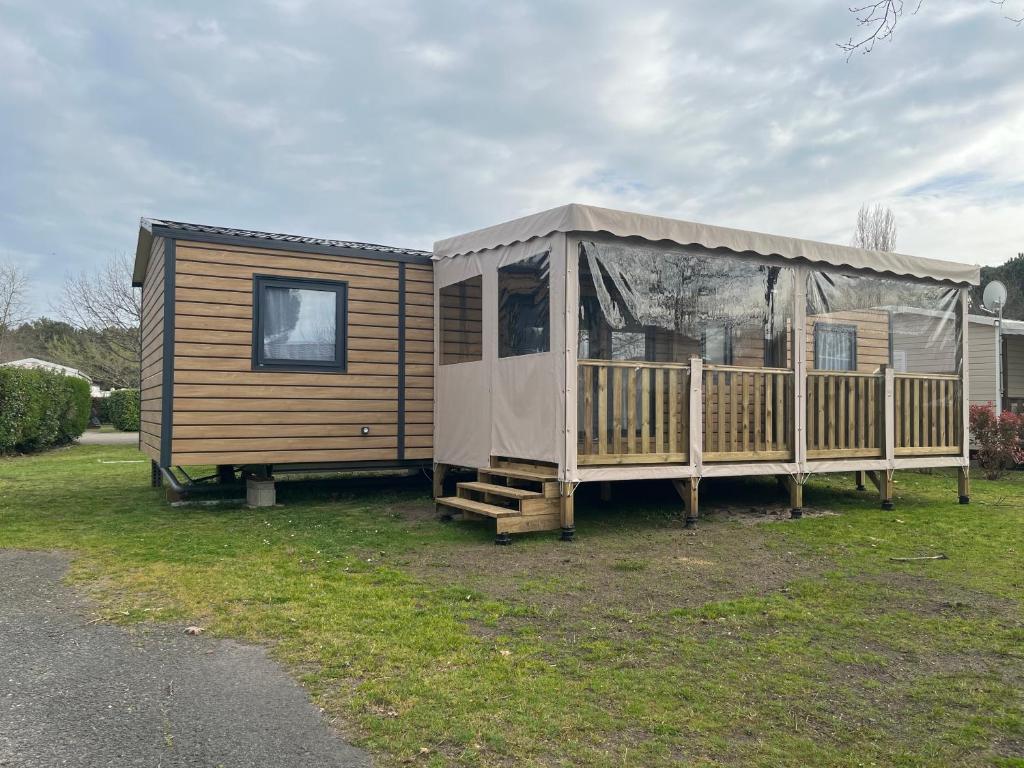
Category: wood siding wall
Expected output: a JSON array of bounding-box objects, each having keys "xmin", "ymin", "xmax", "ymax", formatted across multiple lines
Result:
[
  {"xmin": 139, "ymin": 236, "xmax": 166, "ymax": 461},
  {"xmin": 968, "ymin": 322, "xmax": 997, "ymax": 405},
  {"xmin": 167, "ymin": 240, "xmax": 432, "ymax": 466}
]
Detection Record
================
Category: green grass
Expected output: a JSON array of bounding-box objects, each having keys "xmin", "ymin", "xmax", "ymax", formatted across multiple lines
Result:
[{"xmin": 1, "ymin": 444, "xmax": 1022, "ymax": 766}]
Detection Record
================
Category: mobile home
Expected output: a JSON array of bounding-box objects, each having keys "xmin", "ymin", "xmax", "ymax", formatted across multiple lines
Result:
[
  {"xmin": 133, "ymin": 219, "xmax": 433, "ymax": 484},
  {"xmin": 966, "ymin": 314, "xmax": 1024, "ymax": 413},
  {"xmin": 431, "ymin": 204, "xmax": 979, "ymax": 541}
]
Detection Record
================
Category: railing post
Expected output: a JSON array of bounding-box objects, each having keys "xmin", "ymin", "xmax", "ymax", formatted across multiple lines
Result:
[
  {"xmin": 793, "ymin": 267, "xmax": 808, "ymax": 470},
  {"xmin": 689, "ymin": 357, "xmax": 703, "ymax": 475},
  {"xmin": 883, "ymin": 364, "xmax": 895, "ymax": 468}
]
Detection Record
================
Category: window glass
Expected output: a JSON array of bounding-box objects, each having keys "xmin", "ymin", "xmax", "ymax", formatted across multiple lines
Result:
[
  {"xmin": 498, "ymin": 252, "xmax": 550, "ymax": 358},
  {"xmin": 579, "ymin": 241, "xmax": 794, "ymax": 367},
  {"xmin": 263, "ymin": 286, "xmax": 337, "ymax": 361},
  {"xmin": 701, "ymin": 325, "xmax": 732, "ymax": 365},
  {"xmin": 814, "ymin": 324, "xmax": 856, "ymax": 371},
  {"xmin": 611, "ymin": 331, "xmax": 646, "ymax": 361},
  {"xmin": 254, "ymin": 276, "xmax": 346, "ymax": 370},
  {"xmin": 807, "ymin": 271, "xmax": 961, "ymax": 374},
  {"xmin": 439, "ymin": 275, "xmax": 483, "ymax": 365}
]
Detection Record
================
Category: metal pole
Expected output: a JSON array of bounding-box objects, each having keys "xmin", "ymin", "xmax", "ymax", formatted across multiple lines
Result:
[{"xmin": 996, "ymin": 302, "xmax": 1003, "ymax": 417}]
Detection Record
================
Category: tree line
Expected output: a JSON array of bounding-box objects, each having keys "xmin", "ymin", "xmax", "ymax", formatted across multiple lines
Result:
[{"xmin": 0, "ymin": 254, "xmax": 140, "ymax": 390}]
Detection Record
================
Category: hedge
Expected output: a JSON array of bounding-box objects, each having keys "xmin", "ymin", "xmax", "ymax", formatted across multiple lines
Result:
[
  {"xmin": 107, "ymin": 388, "xmax": 141, "ymax": 432},
  {"xmin": 0, "ymin": 367, "xmax": 92, "ymax": 453}
]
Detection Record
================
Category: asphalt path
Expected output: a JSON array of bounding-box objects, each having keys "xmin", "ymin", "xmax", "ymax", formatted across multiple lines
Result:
[{"xmin": 0, "ymin": 549, "xmax": 370, "ymax": 768}]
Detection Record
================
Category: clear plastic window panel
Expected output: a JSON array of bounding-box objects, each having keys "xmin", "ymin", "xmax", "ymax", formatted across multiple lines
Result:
[
  {"xmin": 806, "ymin": 271, "xmax": 961, "ymax": 374},
  {"xmin": 806, "ymin": 270, "xmax": 963, "ymax": 455},
  {"xmin": 498, "ymin": 252, "xmax": 550, "ymax": 358},
  {"xmin": 578, "ymin": 240, "xmax": 794, "ymax": 366},
  {"xmin": 439, "ymin": 275, "xmax": 483, "ymax": 365}
]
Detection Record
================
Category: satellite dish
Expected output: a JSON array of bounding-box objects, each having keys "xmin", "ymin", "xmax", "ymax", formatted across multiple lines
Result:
[{"xmin": 983, "ymin": 280, "xmax": 1007, "ymax": 312}]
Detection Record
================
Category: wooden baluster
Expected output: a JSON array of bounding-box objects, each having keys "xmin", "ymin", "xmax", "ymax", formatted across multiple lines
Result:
[
  {"xmin": 815, "ymin": 375, "xmax": 824, "ymax": 451},
  {"xmin": 837, "ymin": 376, "xmax": 847, "ymax": 450},
  {"xmin": 728, "ymin": 372, "xmax": 737, "ymax": 452},
  {"xmin": 741, "ymin": 373, "xmax": 750, "ymax": 452},
  {"xmin": 931, "ymin": 379, "xmax": 939, "ymax": 448},
  {"xmin": 846, "ymin": 376, "xmax": 855, "ymax": 451},
  {"xmin": 911, "ymin": 378, "xmax": 919, "ymax": 448},
  {"xmin": 938, "ymin": 379, "xmax": 947, "ymax": 448},
  {"xmin": 655, "ymin": 368, "xmax": 665, "ymax": 455},
  {"xmin": 597, "ymin": 366, "xmax": 608, "ymax": 455},
  {"xmin": 765, "ymin": 373, "xmax": 775, "ymax": 451},
  {"xmin": 622, "ymin": 368, "xmax": 630, "ymax": 454},
  {"xmin": 612, "ymin": 368, "xmax": 623, "ymax": 454},
  {"xmin": 867, "ymin": 376, "xmax": 876, "ymax": 450},
  {"xmin": 582, "ymin": 365, "xmax": 593, "ymax": 457},
  {"xmin": 754, "ymin": 373, "xmax": 763, "ymax": 453},
  {"xmin": 717, "ymin": 371, "xmax": 727, "ymax": 453},
  {"xmin": 680, "ymin": 370, "xmax": 689, "ymax": 454},
  {"xmin": 778, "ymin": 376, "xmax": 786, "ymax": 454},
  {"xmin": 704, "ymin": 370, "xmax": 713, "ymax": 453},
  {"xmin": 668, "ymin": 368, "xmax": 678, "ymax": 455},
  {"xmin": 857, "ymin": 377, "xmax": 866, "ymax": 449},
  {"xmin": 903, "ymin": 378, "xmax": 912, "ymax": 448},
  {"xmin": 640, "ymin": 368, "xmax": 650, "ymax": 454}
]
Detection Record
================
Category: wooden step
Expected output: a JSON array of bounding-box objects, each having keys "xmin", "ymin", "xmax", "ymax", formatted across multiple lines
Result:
[
  {"xmin": 480, "ymin": 467, "xmax": 557, "ymax": 483},
  {"xmin": 457, "ymin": 481, "xmax": 541, "ymax": 500},
  {"xmin": 436, "ymin": 496, "xmax": 522, "ymax": 519}
]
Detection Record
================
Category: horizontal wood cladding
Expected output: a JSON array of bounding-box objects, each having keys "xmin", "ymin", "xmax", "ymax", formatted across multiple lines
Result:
[
  {"xmin": 139, "ymin": 236, "xmax": 166, "ymax": 462},
  {"xmin": 169, "ymin": 241, "xmax": 433, "ymax": 466}
]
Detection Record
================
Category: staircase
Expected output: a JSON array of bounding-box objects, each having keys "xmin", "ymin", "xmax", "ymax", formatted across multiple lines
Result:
[{"xmin": 436, "ymin": 459, "xmax": 562, "ymax": 543}]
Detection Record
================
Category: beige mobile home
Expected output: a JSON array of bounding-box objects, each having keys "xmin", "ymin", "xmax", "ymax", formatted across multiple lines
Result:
[
  {"xmin": 432, "ymin": 204, "xmax": 980, "ymax": 543},
  {"xmin": 967, "ymin": 314, "xmax": 1024, "ymax": 413},
  {"xmin": 133, "ymin": 219, "xmax": 433, "ymax": 487}
]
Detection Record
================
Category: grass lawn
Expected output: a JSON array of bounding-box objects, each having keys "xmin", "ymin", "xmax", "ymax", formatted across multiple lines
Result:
[{"xmin": 1, "ymin": 444, "xmax": 1022, "ymax": 767}]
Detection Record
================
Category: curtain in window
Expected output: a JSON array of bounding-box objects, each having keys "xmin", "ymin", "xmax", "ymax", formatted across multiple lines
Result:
[
  {"xmin": 815, "ymin": 326, "xmax": 856, "ymax": 371},
  {"xmin": 263, "ymin": 287, "xmax": 337, "ymax": 361}
]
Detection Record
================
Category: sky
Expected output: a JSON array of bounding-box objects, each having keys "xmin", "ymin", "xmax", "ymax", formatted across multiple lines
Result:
[{"xmin": 1, "ymin": 0, "xmax": 1022, "ymax": 315}]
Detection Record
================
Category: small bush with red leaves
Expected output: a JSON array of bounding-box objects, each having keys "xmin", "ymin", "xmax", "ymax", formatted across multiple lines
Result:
[{"xmin": 969, "ymin": 404, "xmax": 1024, "ymax": 480}]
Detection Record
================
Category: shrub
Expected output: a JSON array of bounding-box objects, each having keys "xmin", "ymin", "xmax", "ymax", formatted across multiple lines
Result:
[
  {"xmin": 92, "ymin": 396, "xmax": 112, "ymax": 424},
  {"xmin": 969, "ymin": 404, "xmax": 1024, "ymax": 480},
  {"xmin": 0, "ymin": 367, "xmax": 92, "ymax": 453},
  {"xmin": 107, "ymin": 388, "xmax": 141, "ymax": 432}
]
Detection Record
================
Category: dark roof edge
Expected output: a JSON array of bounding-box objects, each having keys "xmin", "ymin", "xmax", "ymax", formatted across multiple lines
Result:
[{"xmin": 132, "ymin": 217, "xmax": 433, "ymax": 286}]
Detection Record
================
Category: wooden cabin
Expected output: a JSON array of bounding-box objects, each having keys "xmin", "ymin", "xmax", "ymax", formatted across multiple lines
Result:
[
  {"xmin": 431, "ymin": 204, "xmax": 981, "ymax": 542},
  {"xmin": 132, "ymin": 219, "xmax": 433, "ymax": 488}
]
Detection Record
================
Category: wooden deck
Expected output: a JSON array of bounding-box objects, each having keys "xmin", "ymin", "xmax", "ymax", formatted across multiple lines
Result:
[{"xmin": 577, "ymin": 360, "xmax": 962, "ymax": 466}]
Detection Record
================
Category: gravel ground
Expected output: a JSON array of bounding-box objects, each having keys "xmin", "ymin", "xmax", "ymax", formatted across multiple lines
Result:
[{"xmin": 0, "ymin": 549, "xmax": 370, "ymax": 768}]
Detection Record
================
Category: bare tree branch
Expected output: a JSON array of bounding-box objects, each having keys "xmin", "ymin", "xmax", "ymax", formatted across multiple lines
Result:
[
  {"xmin": 51, "ymin": 253, "xmax": 141, "ymax": 386},
  {"xmin": 852, "ymin": 203, "xmax": 898, "ymax": 252},
  {"xmin": 993, "ymin": 0, "xmax": 1024, "ymax": 24},
  {"xmin": 0, "ymin": 261, "xmax": 32, "ymax": 360},
  {"xmin": 839, "ymin": 0, "xmax": 1022, "ymax": 56}
]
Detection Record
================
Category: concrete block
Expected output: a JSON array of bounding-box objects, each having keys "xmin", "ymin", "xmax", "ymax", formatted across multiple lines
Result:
[{"xmin": 246, "ymin": 478, "xmax": 276, "ymax": 508}]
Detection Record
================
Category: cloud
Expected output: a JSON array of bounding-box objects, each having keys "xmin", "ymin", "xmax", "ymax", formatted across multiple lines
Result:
[{"xmin": 0, "ymin": 0, "xmax": 1022, "ymax": 316}]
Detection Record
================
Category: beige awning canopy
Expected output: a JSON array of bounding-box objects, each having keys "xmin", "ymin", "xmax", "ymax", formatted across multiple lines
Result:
[{"xmin": 433, "ymin": 203, "xmax": 981, "ymax": 286}]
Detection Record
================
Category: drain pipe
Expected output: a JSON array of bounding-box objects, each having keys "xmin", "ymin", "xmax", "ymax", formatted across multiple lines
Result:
[{"xmin": 158, "ymin": 465, "xmax": 189, "ymax": 500}]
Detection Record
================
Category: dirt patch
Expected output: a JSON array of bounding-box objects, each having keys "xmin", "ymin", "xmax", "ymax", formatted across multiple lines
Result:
[
  {"xmin": 386, "ymin": 498, "xmax": 437, "ymax": 523},
  {"xmin": 399, "ymin": 481, "xmax": 831, "ymax": 642}
]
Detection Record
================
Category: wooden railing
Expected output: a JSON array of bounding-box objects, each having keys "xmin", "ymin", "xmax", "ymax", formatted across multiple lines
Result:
[
  {"xmin": 577, "ymin": 360, "xmax": 689, "ymax": 464},
  {"xmin": 806, "ymin": 371, "xmax": 884, "ymax": 458},
  {"xmin": 702, "ymin": 365, "xmax": 794, "ymax": 461},
  {"xmin": 894, "ymin": 373, "xmax": 961, "ymax": 455},
  {"xmin": 576, "ymin": 362, "xmax": 963, "ymax": 466}
]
